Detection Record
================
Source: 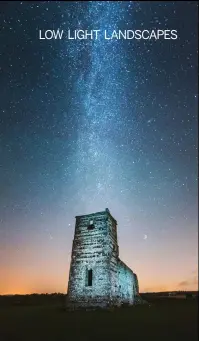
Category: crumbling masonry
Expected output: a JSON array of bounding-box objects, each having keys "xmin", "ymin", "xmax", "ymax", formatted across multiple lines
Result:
[{"xmin": 67, "ymin": 208, "xmax": 140, "ymax": 309}]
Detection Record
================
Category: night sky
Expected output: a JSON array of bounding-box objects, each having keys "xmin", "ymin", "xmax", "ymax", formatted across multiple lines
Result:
[{"xmin": 0, "ymin": 1, "xmax": 198, "ymax": 295}]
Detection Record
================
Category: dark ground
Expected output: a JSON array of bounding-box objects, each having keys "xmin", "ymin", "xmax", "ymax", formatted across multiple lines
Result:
[{"xmin": 0, "ymin": 294, "xmax": 198, "ymax": 341}]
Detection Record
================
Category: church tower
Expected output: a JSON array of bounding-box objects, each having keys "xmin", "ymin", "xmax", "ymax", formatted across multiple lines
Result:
[{"xmin": 67, "ymin": 208, "xmax": 139, "ymax": 309}]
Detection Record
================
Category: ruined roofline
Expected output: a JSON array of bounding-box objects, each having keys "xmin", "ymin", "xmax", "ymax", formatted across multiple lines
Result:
[
  {"xmin": 75, "ymin": 208, "xmax": 117, "ymax": 225},
  {"xmin": 118, "ymin": 258, "xmax": 135, "ymax": 275}
]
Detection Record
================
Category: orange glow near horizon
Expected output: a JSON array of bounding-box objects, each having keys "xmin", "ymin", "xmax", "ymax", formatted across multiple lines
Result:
[
  {"xmin": 1, "ymin": 275, "xmax": 198, "ymax": 296},
  {"xmin": 2, "ymin": 232, "xmax": 198, "ymax": 295},
  {"xmin": 1, "ymin": 206, "xmax": 198, "ymax": 296}
]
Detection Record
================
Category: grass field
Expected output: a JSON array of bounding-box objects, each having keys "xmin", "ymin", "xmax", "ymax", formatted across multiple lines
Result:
[{"xmin": 0, "ymin": 297, "xmax": 197, "ymax": 341}]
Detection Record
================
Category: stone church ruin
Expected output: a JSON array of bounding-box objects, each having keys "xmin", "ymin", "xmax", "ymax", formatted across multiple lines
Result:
[{"xmin": 67, "ymin": 208, "xmax": 140, "ymax": 309}]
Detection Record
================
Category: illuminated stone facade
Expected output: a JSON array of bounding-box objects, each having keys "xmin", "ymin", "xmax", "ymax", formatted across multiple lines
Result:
[{"xmin": 67, "ymin": 208, "xmax": 139, "ymax": 309}]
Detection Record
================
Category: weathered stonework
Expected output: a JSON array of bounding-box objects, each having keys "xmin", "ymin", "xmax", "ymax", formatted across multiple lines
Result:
[{"xmin": 67, "ymin": 208, "xmax": 140, "ymax": 309}]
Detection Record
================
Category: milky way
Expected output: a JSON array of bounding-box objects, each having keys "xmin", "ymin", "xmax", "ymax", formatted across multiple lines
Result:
[
  {"xmin": 0, "ymin": 1, "xmax": 198, "ymax": 294},
  {"xmin": 67, "ymin": 2, "xmax": 135, "ymax": 212}
]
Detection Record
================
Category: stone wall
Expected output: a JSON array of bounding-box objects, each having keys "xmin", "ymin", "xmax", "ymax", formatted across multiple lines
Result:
[{"xmin": 116, "ymin": 259, "xmax": 137, "ymax": 305}]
